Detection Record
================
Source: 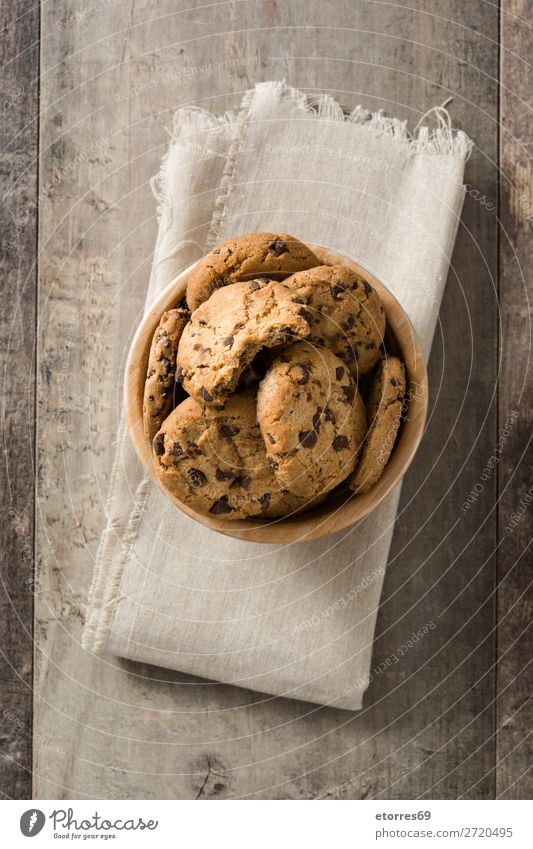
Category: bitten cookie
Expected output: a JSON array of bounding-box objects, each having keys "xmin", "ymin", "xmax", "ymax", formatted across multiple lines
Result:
[
  {"xmin": 177, "ymin": 278, "xmax": 311, "ymax": 405},
  {"xmin": 257, "ymin": 341, "xmax": 367, "ymax": 499},
  {"xmin": 152, "ymin": 393, "xmax": 322, "ymax": 519},
  {"xmin": 350, "ymin": 356, "xmax": 406, "ymax": 494},
  {"xmin": 143, "ymin": 306, "xmax": 190, "ymax": 441},
  {"xmin": 186, "ymin": 232, "xmax": 319, "ymax": 310},
  {"xmin": 283, "ymin": 265, "xmax": 386, "ymax": 377}
]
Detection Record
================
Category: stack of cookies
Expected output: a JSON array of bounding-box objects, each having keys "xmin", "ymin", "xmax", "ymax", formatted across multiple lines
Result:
[{"xmin": 143, "ymin": 232, "xmax": 406, "ymax": 521}]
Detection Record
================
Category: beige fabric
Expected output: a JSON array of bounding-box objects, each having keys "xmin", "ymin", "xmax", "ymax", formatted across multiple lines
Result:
[{"xmin": 83, "ymin": 82, "xmax": 471, "ymax": 711}]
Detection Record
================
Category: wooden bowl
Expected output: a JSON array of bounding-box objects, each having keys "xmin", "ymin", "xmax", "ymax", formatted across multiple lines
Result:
[{"xmin": 124, "ymin": 246, "xmax": 428, "ymax": 543}]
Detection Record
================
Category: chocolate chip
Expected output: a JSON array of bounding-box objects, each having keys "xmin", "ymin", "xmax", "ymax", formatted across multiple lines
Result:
[
  {"xmin": 232, "ymin": 475, "xmax": 251, "ymax": 490},
  {"xmin": 324, "ymin": 406, "xmax": 335, "ymax": 424},
  {"xmin": 342, "ymin": 315, "xmax": 356, "ymax": 330},
  {"xmin": 153, "ymin": 433, "xmax": 165, "ymax": 455},
  {"xmin": 270, "ymin": 239, "xmax": 288, "ymax": 256},
  {"xmin": 169, "ymin": 442, "xmax": 183, "ymax": 457},
  {"xmin": 299, "ymin": 430, "xmax": 318, "ymax": 448},
  {"xmin": 175, "ymin": 367, "xmax": 185, "ymax": 385},
  {"xmin": 200, "ymin": 387, "xmax": 213, "ymax": 402},
  {"xmin": 299, "ymin": 308, "xmax": 314, "ymax": 326},
  {"xmin": 296, "ymin": 363, "xmax": 310, "ymax": 385},
  {"xmin": 219, "ymin": 423, "xmax": 240, "ymax": 437},
  {"xmin": 186, "ymin": 439, "xmax": 203, "ymax": 456},
  {"xmin": 223, "ymin": 336, "xmax": 234, "ymax": 348},
  {"xmin": 193, "ymin": 343, "xmax": 202, "ymax": 351},
  {"xmin": 267, "ymin": 433, "xmax": 276, "ymax": 445},
  {"xmin": 293, "ymin": 297, "xmax": 305, "ymax": 305},
  {"xmin": 331, "ymin": 284, "xmax": 345, "ymax": 299},
  {"xmin": 212, "ymin": 248, "xmax": 221, "ymax": 255},
  {"xmin": 332, "ymin": 435, "xmax": 348, "ymax": 451},
  {"xmin": 210, "ymin": 497, "xmax": 232, "ymax": 515},
  {"xmin": 335, "ymin": 366, "xmax": 345, "ymax": 381},
  {"xmin": 345, "ymin": 346, "xmax": 358, "ymax": 362},
  {"xmin": 239, "ymin": 365, "xmax": 257, "ymax": 389},
  {"xmin": 312, "ymin": 410, "xmax": 322, "ymax": 431},
  {"xmin": 281, "ymin": 327, "xmax": 296, "ymax": 341},
  {"xmin": 258, "ymin": 493, "xmax": 272, "ymax": 510},
  {"xmin": 267, "ymin": 456, "xmax": 278, "ymax": 469},
  {"xmin": 249, "ymin": 280, "xmax": 261, "ymax": 291},
  {"xmin": 187, "ymin": 467, "xmax": 207, "ymax": 487},
  {"xmin": 213, "ymin": 277, "xmax": 230, "ymax": 290},
  {"xmin": 215, "ymin": 467, "xmax": 234, "ymax": 481},
  {"xmin": 198, "ymin": 319, "xmax": 207, "ymax": 326},
  {"xmin": 363, "ymin": 281, "xmax": 372, "ymax": 296},
  {"xmin": 341, "ymin": 384, "xmax": 355, "ymax": 401},
  {"xmin": 391, "ymin": 378, "xmax": 399, "ymax": 386}
]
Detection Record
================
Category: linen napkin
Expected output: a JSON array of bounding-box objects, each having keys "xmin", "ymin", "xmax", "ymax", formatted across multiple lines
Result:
[{"xmin": 83, "ymin": 81, "xmax": 471, "ymax": 711}]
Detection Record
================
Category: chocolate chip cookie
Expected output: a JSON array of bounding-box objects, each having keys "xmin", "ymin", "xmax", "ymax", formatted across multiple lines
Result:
[
  {"xmin": 350, "ymin": 356, "xmax": 406, "ymax": 494},
  {"xmin": 177, "ymin": 278, "xmax": 311, "ymax": 405},
  {"xmin": 152, "ymin": 392, "xmax": 322, "ymax": 519},
  {"xmin": 143, "ymin": 306, "xmax": 190, "ymax": 441},
  {"xmin": 186, "ymin": 232, "xmax": 319, "ymax": 310},
  {"xmin": 282, "ymin": 265, "xmax": 385, "ymax": 377},
  {"xmin": 257, "ymin": 341, "xmax": 367, "ymax": 499}
]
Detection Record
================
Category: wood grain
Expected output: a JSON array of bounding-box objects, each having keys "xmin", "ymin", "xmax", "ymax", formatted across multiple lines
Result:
[
  {"xmin": 29, "ymin": 0, "xmax": 525, "ymax": 800},
  {"xmin": 496, "ymin": 0, "xmax": 533, "ymax": 800},
  {"xmin": 0, "ymin": 0, "xmax": 39, "ymax": 800}
]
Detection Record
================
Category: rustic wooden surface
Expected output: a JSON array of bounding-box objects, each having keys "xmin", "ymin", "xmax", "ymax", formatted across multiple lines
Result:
[
  {"xmin": 0, "ymin": 0, "xmax": 39, "ymax": 799},
  {"xmin": 0, "ymin": 0, "xmax": 530, "ymax": 799},
  {"xmin": 496, "ymin": 0, "xmax": 533, "ymax": 800}
]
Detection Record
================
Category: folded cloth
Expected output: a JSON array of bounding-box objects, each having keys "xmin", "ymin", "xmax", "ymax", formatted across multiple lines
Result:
[{"xmin": 83, "ymin": 81, "xmax": 471, "ymax": 711}]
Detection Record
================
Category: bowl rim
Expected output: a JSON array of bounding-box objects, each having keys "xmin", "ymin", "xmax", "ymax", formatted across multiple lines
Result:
[{"xmin": 124, "ymin": 245, "xmax": 428, "ymax": 544}]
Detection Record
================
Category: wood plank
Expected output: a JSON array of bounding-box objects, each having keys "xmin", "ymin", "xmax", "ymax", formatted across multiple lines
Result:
[
  {"xmin": 347, "ymin": 1, "xmax": 500, "ymax": 795},
  {"xmin": 0, "ymin": 0, "xmax": 39, "ymax": 799},
  {"xmin": 35, "ymin": 0, "xmax": 499, "ymax": 798},
  {"xmin": 496, "ymin": 0, "xmax": 533, "ymax": 800}
]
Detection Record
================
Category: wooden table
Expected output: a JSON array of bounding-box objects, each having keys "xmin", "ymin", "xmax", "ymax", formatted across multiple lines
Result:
[{"xmin": 1, "ymin": 0, "xmax": 531, "ymax": 799}]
